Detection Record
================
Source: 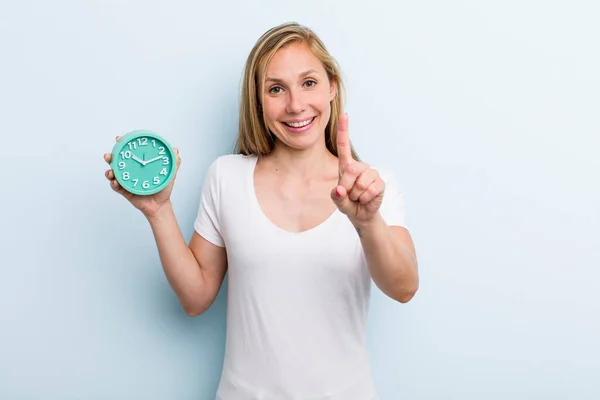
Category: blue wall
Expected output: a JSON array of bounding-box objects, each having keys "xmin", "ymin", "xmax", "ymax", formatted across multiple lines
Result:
[{"xmin": 1, "ymin": 0, "xmax": 598, "ymax": 399}]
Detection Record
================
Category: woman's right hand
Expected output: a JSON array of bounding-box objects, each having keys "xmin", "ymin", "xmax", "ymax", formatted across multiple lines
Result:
[{"xmin": 103, "ymin": 136, "xmax": 182, "ymax": 219}]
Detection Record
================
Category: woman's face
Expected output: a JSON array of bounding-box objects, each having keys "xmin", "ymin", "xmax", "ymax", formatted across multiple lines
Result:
[{"xmin": 261, "ymin": 41, "xmax": 336, "ymax": 152}]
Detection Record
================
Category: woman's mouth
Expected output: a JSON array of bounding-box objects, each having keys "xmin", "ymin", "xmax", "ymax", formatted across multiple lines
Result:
[{"xmin": 282, "ymin": 117, "xmax": 315, "ymax": 133}]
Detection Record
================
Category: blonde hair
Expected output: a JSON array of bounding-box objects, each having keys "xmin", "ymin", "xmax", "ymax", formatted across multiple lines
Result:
[{"xmin": 234, "ymin": 22, "xmax": 359, "ymax": 161}]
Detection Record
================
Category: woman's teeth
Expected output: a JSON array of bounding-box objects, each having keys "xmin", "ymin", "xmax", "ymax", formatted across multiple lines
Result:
[{"xmin": 285, "ymin": 118, "xmax": 313, "ymax": 128}]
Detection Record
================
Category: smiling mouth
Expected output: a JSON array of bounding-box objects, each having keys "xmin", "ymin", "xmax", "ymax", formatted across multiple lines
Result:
[{"xmin": 283, "ymin": 117, "xmax": 315, "ymax": 128}]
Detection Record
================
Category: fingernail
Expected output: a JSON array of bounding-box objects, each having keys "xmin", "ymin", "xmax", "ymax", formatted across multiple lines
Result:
[{"xmin": 335, "ymin": 188, "xmax": 341, "ymax": 197}]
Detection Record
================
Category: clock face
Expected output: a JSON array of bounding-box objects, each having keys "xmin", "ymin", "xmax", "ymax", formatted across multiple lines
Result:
[{"xmin": 112, "ymin": 132, "xmax": 176, "ymax": 195}]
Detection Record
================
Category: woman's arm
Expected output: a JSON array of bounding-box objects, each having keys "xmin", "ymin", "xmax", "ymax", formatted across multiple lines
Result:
[
  {"xmin": 147, "ymin": 201, "xmax": 228, "ymax": 316},
  {"xmin": 355, "ymin": 213, "xmax": 418, "ymax": 303}
]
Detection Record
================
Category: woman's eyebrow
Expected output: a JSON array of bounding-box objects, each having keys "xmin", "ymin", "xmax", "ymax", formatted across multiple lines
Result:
[{"xmin": 266, "ymin": 69, "xmax": 320, "ymax": 83}]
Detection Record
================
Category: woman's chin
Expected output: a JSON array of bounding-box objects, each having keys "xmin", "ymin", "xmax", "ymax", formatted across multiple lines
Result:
[
  {"xmin": 281, "ymin": 134, "xmax": 324, "ymax": 151},
  {"xmin": 271, "ymin": 121, "xmax": 328, "ymax": 151}
]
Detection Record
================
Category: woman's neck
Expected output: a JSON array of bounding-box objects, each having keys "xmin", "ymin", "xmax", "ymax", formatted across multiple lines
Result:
[{"xmin": 262, "ymin": 141, "xmax": 337, "ymax": 179}]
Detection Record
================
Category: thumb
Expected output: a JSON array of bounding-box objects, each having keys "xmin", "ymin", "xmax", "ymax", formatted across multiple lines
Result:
[{"xmin": 331, "ymin": 185, "xmax": 352, "ymax": 213}]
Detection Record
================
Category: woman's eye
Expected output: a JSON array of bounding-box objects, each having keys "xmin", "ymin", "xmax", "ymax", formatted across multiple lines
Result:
[
  {"xmin": 305, "ymin": 80, "xmax": 316, "ymax": 87},
  {"xmin": 269, "ymin": 86, "xmax": 282, "ymax": 94}
]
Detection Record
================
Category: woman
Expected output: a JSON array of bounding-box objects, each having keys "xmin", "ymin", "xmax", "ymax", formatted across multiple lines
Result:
[{"xmin": 104, "ymin": 22, "xmax": 418, "ymax": 400}]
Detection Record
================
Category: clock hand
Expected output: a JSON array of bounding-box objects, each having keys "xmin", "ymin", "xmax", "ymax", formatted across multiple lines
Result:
[
  {"xmin": 145, "ymin": 156, "xmax": 164, "ymax": 165},
  {"xmin": 131, "ymin": 154, "xmax": 146, "ymax": 165}
]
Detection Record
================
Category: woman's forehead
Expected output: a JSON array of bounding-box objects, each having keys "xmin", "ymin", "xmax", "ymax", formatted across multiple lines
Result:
[{"xmin": 264, "ymin": 43, "xmax": 326, "ymax": 80}]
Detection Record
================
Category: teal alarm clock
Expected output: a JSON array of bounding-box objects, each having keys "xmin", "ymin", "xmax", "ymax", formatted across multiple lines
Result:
[{"xmin": 110, "ymin": 130, "xmax": 177, "ymax": 195}]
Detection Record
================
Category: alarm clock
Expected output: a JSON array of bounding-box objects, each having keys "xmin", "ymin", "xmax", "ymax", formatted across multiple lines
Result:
[{"xmin": 110, "ymin": 130, "xmax": 177, "ymax": 196}]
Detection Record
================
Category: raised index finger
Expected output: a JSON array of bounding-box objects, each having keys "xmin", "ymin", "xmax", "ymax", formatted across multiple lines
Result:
[{"xmin": 337, "ymin": 113, "xmax": 352, "ymax": 166}]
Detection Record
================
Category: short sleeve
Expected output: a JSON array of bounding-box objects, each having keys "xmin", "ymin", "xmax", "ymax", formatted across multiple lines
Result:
[
  {"xmin": 193, "ymin": 157, "xmax": 225, "ymax": 247},
  {"xmin": 377, "ymin": 168, "xmax": 408, "ymax": 229}
]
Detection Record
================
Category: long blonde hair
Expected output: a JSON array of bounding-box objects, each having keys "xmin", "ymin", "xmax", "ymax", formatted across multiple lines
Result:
[{"xmin": 234, "ymin": 22, "xmax": 359, "ymax": 161}]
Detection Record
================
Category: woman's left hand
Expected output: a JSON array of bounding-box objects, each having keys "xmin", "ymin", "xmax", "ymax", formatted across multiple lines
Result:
[{"xmin": 331, "ymin": 113, "xmax": 385, "ymax": 228}]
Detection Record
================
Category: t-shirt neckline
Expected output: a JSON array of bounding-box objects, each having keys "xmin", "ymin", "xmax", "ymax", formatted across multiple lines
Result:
[{"xmin": 245, "ymin": 155, "xmax": 340, "ymax": 236}]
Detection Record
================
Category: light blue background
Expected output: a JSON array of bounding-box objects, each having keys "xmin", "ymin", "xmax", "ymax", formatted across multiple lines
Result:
[{"xmin": 1, "ymin": 1, "xmax": 598, "ymax": 399}]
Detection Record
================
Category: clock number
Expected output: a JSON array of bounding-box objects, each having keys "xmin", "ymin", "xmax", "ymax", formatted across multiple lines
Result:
[
  {"xmin": 151, "ymin": 139, "xmax": 157, "ymax": 148},
  {"xmin": 127, "ymin": 141, "xmax": 137, "ymax": 150},
  {"xmin": 132, "ymin": 179, "xmax": 139, "ymax": 187},
  {"xmin": 160, "ymin": 168, "xmax": 167, "ymax": 176},
  {"xmin": 122, "ymin": 172, "xmax": 130, "ymax": 180},
  {"xmin": 118, "ymin": 161, "xmax": 126, "ymax": 169},
  {"xmin": 142, "ymin": 180, "xmax": 150, "ymax": 189},
  {"xmin": 159, "ymin": 146, "xmax": 166, "ymax": 155},
  {"xmin": 137, "ymin": 137, "xmax": 148, "ymax": 146},
  {"xmin": 120, "ymin": 151, "xmax": 132, "ymax": 159},
  {"xmin": 162, "ymin": 157, "xmax": 169, "ymax": 165},
  {"xmin": 153, "ymin": 176, "xmax": 160, "ymax": 185}
]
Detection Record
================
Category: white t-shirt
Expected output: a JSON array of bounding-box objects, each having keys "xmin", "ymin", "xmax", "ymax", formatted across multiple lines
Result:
[{"xmin": 194, "ymin": 154, "xmax": 408, "ymax": 400}]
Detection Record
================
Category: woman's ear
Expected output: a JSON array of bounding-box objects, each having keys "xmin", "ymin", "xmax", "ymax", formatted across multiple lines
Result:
[{"xmin": 329, "ymin": 80, "xmax": 337, "ymax": 101}]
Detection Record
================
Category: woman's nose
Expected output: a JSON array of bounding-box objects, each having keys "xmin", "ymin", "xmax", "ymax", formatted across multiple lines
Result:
[{"xmin": 285, "ymin": 89, "xmax": 306, "ymax": 114}]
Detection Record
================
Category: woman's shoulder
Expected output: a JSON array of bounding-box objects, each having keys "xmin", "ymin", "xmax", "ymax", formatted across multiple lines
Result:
[
  {"xmin": 202, "ymin": 153, "xmax": 257, "ymax": 187},
  {"xmin": 207, "ymin": 153, "xmax": 257, "ymax": 174}
]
